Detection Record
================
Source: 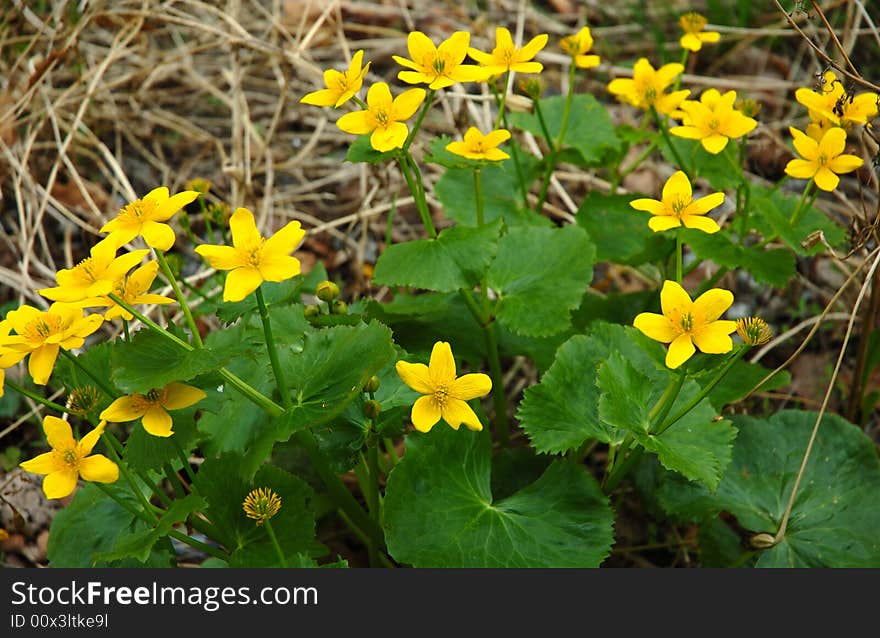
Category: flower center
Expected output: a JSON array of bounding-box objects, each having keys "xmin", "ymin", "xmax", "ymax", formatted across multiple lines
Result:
[
  {"xmin": 679, "ymin": 312, "xmax": 695, "ymax": 333},
  {"xmin": 119, "ymin": 198, "xmax": 159, "ymax": 223},
  {"xmin": 336, "ymin": 75, "xmax": 350, "ymax": 92},
  {"xmin": 62, "ymin": 448, "xmax": 79, "ymax": 467},
  {"xmin": 75, "ymin": 257, "xmax": 99, "ymax": 282},
  {"xmin": 707, "ymin": 117, "xmax": 720, "ymax": 131},
  {"xmin": 433, "ymin": 384, "xmax": 450, "ymax": 408},
  {"xmin": 817, "ymin": 153, "xmax": 828, "ymax": 166},
  {"xmin": 239, "ymin": 238, "xmax": 265, "ymax": 268},
  {"xmin": 671, "ymin": 197, "xmax": 689, "ymax": 216},
  {"xmin": 24, "ymin": 314, "xmax": 63, "ymax": 341},
  {"xmin": 681, "ymin": 12, "xmax": 707, "ymax": 34},
  {"xmin": 431, "ymin": 57, "xmax": 447, "ymax": 76},
  {"xmin": 500, "ymin": 47, "xmax": 515, "ymax": 65},
  {"xmin": 374, "ymin": 108, "xmax": 390, "ymax": 128},
  {"xmin": 643, "ymin": 86, "xmax": 657, "ymax": 104}
]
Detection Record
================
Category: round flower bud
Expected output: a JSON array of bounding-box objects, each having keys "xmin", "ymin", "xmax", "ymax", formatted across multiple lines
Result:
[
  {"xmin": 364, "ymin": 375, "xmax": 381, "ymax": 393},
  {"xmin": 331, "ymin": 300, "xmax": 348, "ymax": 315},
  {"xmin": 749, "ymin": 532, "xmax": 777, "ymax": 549},
  {"xmin": 304, "ymin": 304, "xmax": 320, "ymax": 318},
  {"xmin": 363, "ymin": 399, "xmax": 382, "ymax": 419},
  {"xmin": 316, "ymin": 280, "xmax": 340, "ymax": 302}
]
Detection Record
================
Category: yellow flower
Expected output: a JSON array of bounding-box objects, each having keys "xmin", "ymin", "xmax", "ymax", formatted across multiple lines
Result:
[
  {"xmin": 784, "ymin": 126, "xmax": 863, "ymax": 192},
  {"xmin": 395, "ymin": 341, "xmax": 492, "ymax": 432},
  {"xmin": 335, "ymin": 82, "xmax": 426, "ymax": 152},
  {"xmin": 467, "ymin": 27, "xmax": 548, "ymax": 76},
  {"xmin": 101, "ymin": 187, "xmax": 199, "ymax": 251},
  {"xmin": 94, "ymin": 261, "xmax": 175, "ymax": 321},
  {"xmin": 634, "ymin": 281, "xmax": 736, "ymax": 369},
  {"xmin": 679, "ymin": 12, "xmax": 720, "ymax": 52},
  {"xmin": 37, "ymin": 237, "xmax": 149, "ymax": 304},
  {"xmin": 19, "ymin": 417, "xmax": 118, "ymax": 499},
  {"xmin": 670, "ymin": 88, "xmax": 757, "ymax": 154},
  {"xmin": 445, "ymin": 127, "xmax": 511, "ymax": 161},
  {"xmin": 2, "ymin": 304, "xmax": 103, "ymax": 385},
  {"xmin": 100, "ymin": 382, "xmax": 206, "ymax": 437},
  {"xmin": 560, "ymin": 26, "xmax": 601, "ymax": 69},
  {"xmin": 795, "ymin": 71, "xmax": 878, "ymax": 130},
  {"xmin": 393, "ymin": 31, "xmax": 489, "ymax": 90},
  {"xmin": 629, "ymin": 170, "xmax": 724, "ymax": 233},
  {"xmin": 195, "ymin": 207, "xmax": 306, "ymax": 303},
  {"xmin": 736, "ymin": 317, "xmax": 772, "ymax": 346},
  {"xmin": 243, "ymin": 487, "xmax": 282, "ymax": 526},
  {"xmin": 607, "ymin": 58, "xmax": 690, "ymax": 116},
  {"xmin": 301, "ymin": 50, "xmax": 371, "ymax": 108}
]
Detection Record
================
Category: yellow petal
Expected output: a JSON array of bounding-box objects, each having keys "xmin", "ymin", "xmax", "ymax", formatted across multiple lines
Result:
[
  {"xmin": 681, "ymin": 214, "xmax": 720, "ymax": 234},
  {"xmin": 223, "ymin": 267, "xmax": 264, "ymax": 302},
  {"xmin": 263, "ymin": 220, "xmax": 306, "ymax": 257},
  {"xmin": 259, "ymin": 255, "xmax": 301, "ymax": 282},
  {"xmin": 827, "ymin": 154, "xmax": 863, "ymax": 175},
  {"xmin": 42, "ymin": 469, "xmax": 79, "ymax": 499},
  {"xmin": 411, "ymin": 395, "xmax": 440, "ymax": 433},
  {"xmin": 366, "ymin": 81, "xmax": 394, "ymax": 110},
  {"xmin": 483, "ymin": 129, "xmax": 511, "ymax": 148},
  {"xmin": 395, "ymin": 360, "xmax": 434, "ymax": 394},
  {"xmin": 633, "ymin": 312, "xmax": 678, "ymax": 343},
  {"xmin": 6, "ymin": 305, "xmax": 41, "ymax": 335},
  {"xmin": 630, "ymin": 198, "xmax": 665, "ymax": 215},
  {"xmin": 229, "ymin": 207, "xmax": 262, "ymax": 249},
  {"xmin": 693, "ymin": 288, "xmax": 734, "ymax": 323},
  {"xmin": 406, "ymin": 31, "xmax": 436, "ymax": 68},
  {"xmin": 813, "ymin": 167, "xmax": 840, "ymax": 192},
  {"xmin": 660, "ymin": 280, "xmax": 693, "ymax": 318},
  {"xmin": 155, "ymin": 190, "xmax": 198, "ymax": 222},
  {"xmin": 100, "ymin": 395, "xmax": 146, "ymax": 422},
  {"xmin": 140, "ymin": 220, "xmax": 176, "ymax": 251},
  {"xmin": 481, "ymin": 148, "xmax": 510, "ymax": 161},
  {"xmin": 662, "ymin": 170, "xmax": 691, "ymax": 204},
  {"xmin": 20, "ymin": 451, "xmax": 62, "ymax": 476},
  {"xmin": 43, "ymin": 415, "xmax": 75, "ymax": 451},
  {"xmin": 77, "ymin": 422, "xmax": 106, "ymax": 457},
  {"xmin": 392, "ymin": 55, "xmax": 422, "ymax": 72},
  {"xmin": 669, "ymin": 125, "xmax": 704, "ymax": 141},
  {"xmin": 817, "ymin": 126, "xmax": 847, "ymax": 157},
  {"xmin": 77, "ymin": 455, "xmax": 119, "ymax": 484},
  {"xmin": 692, "ymin": 192, "xmax": 725, "ymax": 214},
  {"xmin": 648, "ymin": 216, "xmax": 681, "ymax": 232},
  {"xmin": 441, "ymin": 398, "xmax": 482, "ymax": 431},
  {"xmin": 336, "ymin": 110, "xmax": 374, "ymax": 135},
  {"xmin": 438, "ymin": 31, "xmax": 471, "ymax": 66},
  {"xmin": 574, "ymin": 54, "xmax": 600, "ymax": 69},
  {"xmin": 680, "ymin": 33, "xmax": 702, "ymax": 52},
  {"xmin": 301, "ymin": 88, "xmax": 338, "ymax": 107},
  {"xmin": 162, "ymin": 382, "xmax": 206, "ymax": 410},
  {"xmin": 699, "ymin": 31, "xmax": 721, "ymax": 44},
  {"xmin": 450, "ymin": 373, "xmax": 492, "ymax": 401},
  {"xmin": 370, "ymin": 121, "xmax": 409, "ymax": 152},
  {"xmin": 143, "ymin": 186, "xmax": 169, "ymax": 202},
  {"xmin": 142, "ymin": 406, "xmax": 174, "ymax": 437},
  {"xmin": 428, "ymin": 341, "xmax": 456, "ymax": 385},
  {"xmin": 701, "ymin": 134, "xmax": 729, "ymax": 155},
  {"xmin": 519, "ymin": 33, "xmax": 549, "ymax": 61},
  {"xmin": 666, "ymin": 333, "xmax": 696, "ymax": 369},
  {"xmin": 28, "ymin": 344, "xmax": 59, "ymax": 385},
  {"xmin": 467, "ymin": 47, "xmax": 494, "ymax": 66},
  {"xmin": 724, "ymin": 113, "xmax": 757, "ymax": 138},
  {"xmin": 693, "ymin": 320, "xmax": 736, "ymax": 354},
  {"xmin": 789, "ymin": 127, "xmax": 817, "ymax": 160},
  {"xmin": 784, "ymin": 158, "xmax": 817, "ymax": 180}
]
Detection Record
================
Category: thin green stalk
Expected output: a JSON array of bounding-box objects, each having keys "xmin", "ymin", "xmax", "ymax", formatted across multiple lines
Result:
[
  {"xmin": 4, "ymin": 380, "xmax": 69, "ymax": 414},
  {"xmin": 397, "ymin": 155, "xmax": 436, "ymax": 238},
  {"xmin": 653, "ymin": 108, "xmax": 689, "ymax": 175},
  {"xmin": 255, "ymin": 286, "xmax": 292, "ymax": 409},
  {"xmin": 489, "ymin": 81, "xmax": 529, "ymax": 209},
  {"xmin": 155, "ymin": 250, "xmax": 203, "ymax": 348},
  {"xmin": 164, "ymin": 462, "xmax": 187, "ymax": 499},
  {"xmin": 123, "ymin": 319, "xmax": 131, "ymax": 343},
  {"xmin": 473, "ymin": 168, "xmax": 485, "ymax": 226},
  {"xmin": 263, "ymin": 519, "xmax": 287, "ymax": 567},
  {"xmin": 673, "ymin": 48, "xmax": 689, "ymax": 91},
  {"xmin": 172, "ymin": 437, "xmax": 197, "ymax": 484},
  {"xmin": 493, "ymin": 72, "xmax": 511, "ymax": 129},
  {"xmin": 60, "ymin": 349, "xmax": 116, "ymax": 398},
  {"xmin": 675, "ymin": 227, "xmax": 683, "ymax": 284},
  {"xmin": 108, "ymin": 293, "xmax": 284, "ymax": 416},
  {"xmin": 657, "ymin": 347, "xmax": 748, "ymax": 436},
  {"xmin": 789, "ymin": 180, "xmax": 815, "ymax": 226},
  {"xmin": 382, "ymin": 437, "xmax": 400, "ymax": 466},
  {"xmin": 402, "ymin": 88, "xmax": 435, "ymax": 154},
  {"xmin": 534, "ymin": 63, "xmax": 577, "ymax": 214},
  {"xmin": 101, "ymin": 431, "xmax": 158, "ymax": 522},
  {"xmin": 352, "ymin": 95, "xmax": 367, "ymax": 109}
]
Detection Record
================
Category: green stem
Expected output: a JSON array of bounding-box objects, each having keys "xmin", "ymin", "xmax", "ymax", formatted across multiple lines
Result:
[
  {"xmin": 164, "ymin": 462, "xmax": 187, "ymax": 499},
  {"xmin": 123, "ymin": 319, "xmax": 131, "ymax": 343},
  {"xmin": 263, "ymin": 518, "xmax": 287, "ymax": 567},
  {"xmin": 255, "ymin": 286, "xmax": 292, "ymax": 409},
  {"xmin": 172, "ymin": 437, "xmax": 197, "ymax": 484},
  {"xmin": 352, "ymin": 95, "xmax": 367, "ymax": 109},
  {"xmin": 675, "ymin": 227, "xmax": 683, "ymax": 284},
  {"xmin": 673, "ymin": 48, "xmax": 689, "ymax": 91},
  {"xmin": 473, "ymin": 168, "xmax": 484, "ymax": 226},
  {"xmin": 490, "ymin": 81, "xmax": 529, "ymax": 209},
  {"xmin": 60, "ymin": 349, "xmax": 116, "ymax": 398},
  {"xmin": 493, "ymin": 72, "xmax": 511, "ymax": 130},
  {"xmin": 101, "ymin": 431, "xmax": 158, "ymax": 522},
  {"xmin": 397, "ymin": 155, "xmax": 436, "ymax": 238},
  {"xmin": 653, "ymin": 107, "xmax": 689, "ymax": 175},
  {"xmin": 402, "ymin": 88, "xmax": 435, "ymax": 154},
  {"xmin": 155, "ymin": 250, "xmax": 203, "ymax": 348},
  {"xmin": 108, "ymin": 293, "xmax": 284, "ymax": 416},
  {"xmin": 534, "ymin": 63, "xmax": 577, "ymax": 214},
  {"xmin": 4, "ymin": 380, "xmax": 69, "ymax": 414},
  {"xmin": 789, "ymin": 180, "xmax": 815, "ymax": 226},
  {"xmin": 382, "ymin": 437, "xmax": 399, "ymax": 466}
]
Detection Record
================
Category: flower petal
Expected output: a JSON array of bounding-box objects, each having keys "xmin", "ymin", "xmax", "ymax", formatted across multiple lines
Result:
[
  {"xmin": 411, "ymin": 395, "xmax": 440, "ymax": 433},
  {"xmin": 259, "ymin": 255, "xmax": 301, "ymax": 282},
  {"xmin": 20, "ymin": 451, "xmax": 61, "ymax": 476},
  {"xmin": 42, "ymin": 469, "xmax": 79, "ymax": 499},
  {"xmin": 450, "ymin": 373, "xmax": 492, "ymax": 401},
  {"xmin": 660, "ymin": 280, "xmax": 693, "ymax": 318},
  {"xmin": 693, "ymin": 320, "xmax": 736, "ymax": 354},
  {"xmin": 692, "ymin": 191, "xmax": 725, "ymax": 214},
  {"xmin": 77, "ymin": 455, "xmax": 119, "ymax": 484},
  {"xmin": 441, "ymin": 398, "xmax": 482, "ymax": 432},
  {"xmin": 827, "ymin": 154, "xmax": 863, "ymax": 175},
  {"xmin": 519, "ymin": 33, "xmax": 549, "ymax": 61},
  {"xmin": 229, "ymin": 207, "xmax": 262, "ymax": 249},
  {"xmin": 28, "ymin": 344, "xmax": 59, "ymax": 385},
  {"xmin": 784, "ymin": 158, "xmax": 817, "ymax": 180},
  {"xmin": 634, "ymin": 312, "xmax": 678, "ymax": 343},
  {"xmin": 813, "ymin": 167, "xmax": 840, "ymax": 191},
  {"xmin": 693, "ymin": 288, "xmax": 734, "ymax": 323},
  {"xmin": 100, "ymin": 395, "xmax": 146, "ymax": 422},
  {"xmin": 43, "ymin": 415, "xmax": 75, "ymax": 451},
  {"xmin": 392, "ymin": 88, "xmax": 427, "ymax": 121},
  {"xmin": 630, "ymin": 198, "xmax": 666, "ymax": 215},
  {"xmin": 263, "ymin": 220, "xmax": 305, "ymax": 257},
  {"xmin": 789, "ymin": 127, "xmax": 818, "ymax": 160},
  {"xmin": 681, "ymin": 214, "xmax": 720, "ymax": 234},
  {"xmin": 662, "ymin": 170, "xmax": 691, "ymax": 204},
  {"xmin": 406, "ymin": 31, "xmax": 436, "ymax": 67},
  {"xmin": 370, "ymin": 121, "xmax": 409, "ymax": 152},
  {"xmin": 666, "ymin": 333, "xmax": 696, "ymax": 369},
  {"xmin": 155, "ymin": 190, "xmax": 198, "ymax": 222},
  {"xmin": 223, "ymin": 267, "xmax": 264, "ymax": 302},
  {"xmin": 336, "ymin": 110, "xmax": 374, "ymax": 135},
  {"xmin": 438, "ymin": 31, "xmax": 471, "ymax": 66},
  {"xmin": 301, "ymin": 88, "xmax": 338, "ymax": 107},
  {"xmin": 817, "ymin": 126, "xmax": 847, "ymax": 157},
  {"xmin": 162, "ymin": 382, "xmax": 206, "ymax": 410},
  {"xmin": 140, "ymin": 221, "xmax": 176, "ymax": 251},
  {"xmin": 77, "ymin": 422, "xmax": 106, "ymax": 457},
  {"xmin": 701, "ymin": 134, "xmax": 729, "ymax": 155},
  {"xmin": 428, "ymin": 341, "xmax": 456, "ymax": 385},
  {"xmin": 648, "ymin": 216, "xmax": 682, "ymax": 232},
  {"xmin": 142, "ymin": 406, "xmax": 174, "ymax": 437},
  {"xmin": 395, "ymin": 361, "xmax": 433, "ymax": 394},
  {"xmin": 195, "ymin": 245, "xmax": 242, "ymax": 271}
]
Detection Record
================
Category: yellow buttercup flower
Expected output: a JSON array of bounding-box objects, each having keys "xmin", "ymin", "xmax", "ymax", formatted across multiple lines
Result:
[
  {"xmin": 670, "ymin": 88, "xmax": 757, "ymax": 154},
  {"xmin": 335, "ymin": 82, "xmax": 426, "ymax": 152},
  {"xmin": 94, "ymin": 261, "xmax": 175, "ymax": 321},
  {"xmin": 784, "ymin": 126, "xmax": 863, "ymax": 192},
  {"xmin": 634, "ymin": 281, "xmax": 736, "ymax": 369},
  {"xmin": 467, "ymin": 27, "xmax": 548, "ymax": 76},
  {"xmin": 560, "ymin": 26, "xmax": 601, "ymax": 69},
  {"xmin": 393, "ymin": 31, "xmax": 489, "ymax": 90},
  {"xmin": 195, "ymin": 207, "xmax": 306, "ymax": 303},
  {"xmin": 101, "ymin": 187, "xmax": 199, "ymax": 251},
  {"xmin": 243, "ymin": 487, "xmax": 282, "ymax": 526},
  {"xmin": 2, "ymin": 304, "xmax": 103, "ymax": 385},
  {"xmin": 301, "ymin": 50, "xmax": 371, "ymax": 108},
  {"xmin": 607, "ymin": 58, "xmax": 690, "ymax": 116},
  {"xmin": 37, "ymin": 237, "xmax": 149, "ymax": 304},
  {"xmin": 629, "ymin": 170, "xmax": 724, "ymax": 233},
  {"xmin": 396, "ymin": 341, "xmax": 492, "ymax": 432},
  {"xmin": 679, "ymin": 12, "xmax": 720, "ymax": 52},
  {"xmin": 446, "ymin": 127, "xmax": 511, "ymax": 161},
  {"xmin": 20, "ymin": 417, "xmax": 118, "ymax": 499},
  {"xmin": 795, "ymin": 71, "xmax": 878, "ymax": 131},
  {"xmin": 100, "ymin": 382, "xmax": 206, "ymax": 437}
]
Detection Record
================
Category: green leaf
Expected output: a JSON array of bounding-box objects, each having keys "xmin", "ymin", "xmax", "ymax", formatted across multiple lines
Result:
[
  {"xmin": 597, "ymin": 353, "xmax": 654, "ymax": 433},
  {"xmin": 372, "ymin": 219, "xmax": 502, "ymax": 292},
  {"xmin": 47, "ymin": 483, "xmax": 175, "ymax": 567},
  {"xmin": 571, "ymin": 289, "xmax": 658, "ymax": 330},
  {"xmin": 659, "ymin": 410, "xmax": 880, "ymax": 566},
  {"xmin": 517, "ymin": 324, "xmax": 663, "ymax": 454},
  {"xmin": 488, "ymin": 225, "xmax": 595, "ymax": 337},
  {"xmin": 510, "ymin": 94, "xmax": 620, "ymax": 166},
  {"xmin": 576, "ymin": 192, "xmax": 673, "ymax": 265},
  {"xmin": 96, "ymin": 493, "xmax": 207, "ymax": 563},
  {"xmin": 345, "ymin": 134, "xmax": 398, "ymax": 164},
  {"xmin": 658, "ymin": 135, "xmax": 742, "ymax": 191},
  {"xmin": 195, "ymin": 455, "xmax": 317, "ymax": 565},
  {"xmin": 123, "ymin": 401, "xmax": 203, "ymax": 473},
  {"xmin": 110, "ymin": 329, "xmax": 232, "ymax": 394},
  {"xmin": 751, "ymin": 185, "xmax": 846, "ymax": 255},
  {"xmin": 682, "ymin": 229, "xmax": 796, "ymax": 288},
  {"xmin": 383, "ymin": 427, "xmax": 614, "ymax": 567},
  {"xmin": 53, "ymin": 341, "xmax": 119, "ymax": 415},
  {"xmin": 434, "ymin": 149, "xmax": 545, "ymax": 227}
]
